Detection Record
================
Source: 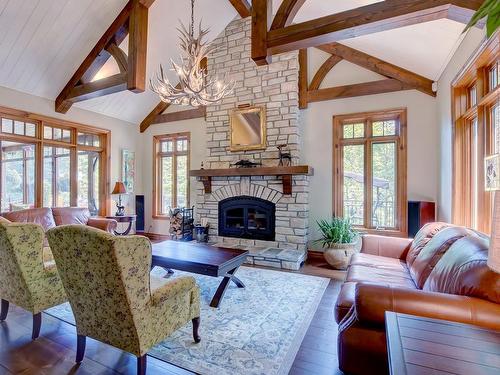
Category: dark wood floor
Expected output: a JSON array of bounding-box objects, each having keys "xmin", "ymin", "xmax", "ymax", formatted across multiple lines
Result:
[{"xmin": 0, "ymin": 255, "xmax": 345, "ymax": 375}]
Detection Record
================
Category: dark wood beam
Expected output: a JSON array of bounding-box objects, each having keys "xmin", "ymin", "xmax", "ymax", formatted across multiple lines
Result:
[
  {"xmin": 153, "ymin": 106, "xmax": 206, "ymax": 125},
  {"xmin": 266, "ymin": 0, "xmax": 483, "ymax": 55},
  {"xmin": 308, "ymin": 54, "xmax": 342, "ymax": 91},
  {"xmin": 55, "ymin": 2, "xmax": 132, "ymax": 113},
  {"xmin": 298, "ymin": 49, "xmax": 308, "ymax": 109},
  {"xmin": 228, "ymin": 0, "xmax": 252, "ymax": 18},
  {"xmin": 318, "ymin": 43, "xmax": 435, "ymax": 97},
  {"xmin": 67, "ymin": 73, "xmax": 128, "ymax": 103},
  {"xmin": 127, "ymin": 0, "xmax": 148, "ymax": 92},
  {"xmin": 140, "ymin": 101, "xmax": 171, "ymax": 133},
  {"xmin": 270, "ymin": 0, "xmax": 306, "ymax": 30},
  {"xmin": 56, "ymin": 0, "xmax": 155, "ymax": 113},
  {"xmin": 252, "ymin": 0, "xmax": 272, "ymax": 66},
  {"xmin": 307, "ymin": 79, "xmax": 412, "ymax": 102}
]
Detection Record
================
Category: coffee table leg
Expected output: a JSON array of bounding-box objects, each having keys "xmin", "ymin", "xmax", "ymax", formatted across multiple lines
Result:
[{"xmin": 210, "ymin": 267, "xmax": 244, "ymax": 308}]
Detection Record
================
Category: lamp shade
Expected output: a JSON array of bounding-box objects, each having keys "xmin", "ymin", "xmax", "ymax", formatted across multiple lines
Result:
[
  {"xmin": 111, "ymin": 181, "xmax": 127, "ymax": 195},
  {"xmin": 489, "ymin": 192, "xmax": 500, "ymax": 273}
]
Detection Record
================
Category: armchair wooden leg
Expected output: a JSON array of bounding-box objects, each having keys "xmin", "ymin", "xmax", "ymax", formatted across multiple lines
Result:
[
  {"xmin": 32, "ymin": 313, "xmax": 41, "ymax": 340},
  {"xmin": 76, "ymin": 335, "xmax": 86, "ymax": 363},
  {"xmin": 0, "ymin": 299, "xmax": 8, "ymax": 321},
  {"xmin": 192, "ymin": 317, "xmax": 201, "ymax": 343},
  {"xmin": 137, "ymin": 355, "xmax": 147, "ymax": 375}
]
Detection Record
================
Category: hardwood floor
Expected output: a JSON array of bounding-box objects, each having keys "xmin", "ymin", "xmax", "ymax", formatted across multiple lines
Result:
[{"xmin": 0, "ymin": 255, "xmax": 345, "ymax": 375}]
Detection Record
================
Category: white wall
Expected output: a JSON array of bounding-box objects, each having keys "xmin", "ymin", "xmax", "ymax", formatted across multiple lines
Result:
[
  {"xmin": 436, "ymin": 28, "xmax": 485, "ymax": 222},
  {"xmin": 303, "ymin": 49, "xmax": 440, "ymax": 248},
  {"xmin": 140, "ymin": 117, "xmax": 206, "ymax": 235},
  {"xmin": 0, "ymin": 86, "xmax": 143, "ymax": 215}
]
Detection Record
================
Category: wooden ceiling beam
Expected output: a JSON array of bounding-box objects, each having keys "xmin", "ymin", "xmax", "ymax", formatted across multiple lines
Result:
[
  {"xmin": 318, "ymin": 43, "xmax": 435, "ymax": 97},
  {"xmin": 308, "ymin": 79, "xmax": 413, "ymax": 102},
  {"xmin": 270, "ymin": 0, "xmax": 306, "ymax": 30},
  {"xmin": 228, "ymin": 0, "xmax": 252, "ymax": 18},
  {"xmin": 252, "ymin": 0, "xmax": 273, "ymax": 66},
  {"xmin": 55, "ymin": 0, "xmax": 155, "ymax": 114},
  {"xmin": 308, "ymin": 54, "xmax": 342, "ymax": 91},
  {"xmin": 152, "ymin": 106, "xmax": 206, "ymax": 125},
  {"xmin": 260, "ymin": 0, "xmax": 483, "ymax": 58}
]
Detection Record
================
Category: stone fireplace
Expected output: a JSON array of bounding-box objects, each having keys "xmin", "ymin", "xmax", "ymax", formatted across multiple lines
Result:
[{"xmin": 193, "ymin": 17, "xmax": 309, "ymax": 270}]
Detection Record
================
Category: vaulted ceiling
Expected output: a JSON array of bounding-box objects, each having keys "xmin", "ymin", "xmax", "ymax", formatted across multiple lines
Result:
[{"xmin": 0, "ymin": 0, "xmax": 482, "ymax": 125}]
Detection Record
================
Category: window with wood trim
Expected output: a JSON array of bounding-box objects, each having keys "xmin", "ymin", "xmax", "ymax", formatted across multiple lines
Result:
[
  {"xmin": 0, "ymin": 106, "xmax": 109, "ymax": 215},
  {"xmin": 153, "ymin": 133, "xmax": 190, "ymax": 218},
  {"xmin": 452, "ymin": 33, "xmax": 499, "ymax": 233},
  {"xmin": 333, "ymin": 108, "xmax": 407, "ymax": 236}
]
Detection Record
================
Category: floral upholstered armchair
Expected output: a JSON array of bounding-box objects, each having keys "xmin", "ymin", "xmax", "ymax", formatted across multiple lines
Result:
[
  {"xmin": 0, "ymin": 217, "xmax": 67, "ymax": 339},
  {"xmin": 46, "ymin": 225, "xmax": 201, "ymax": 375}
]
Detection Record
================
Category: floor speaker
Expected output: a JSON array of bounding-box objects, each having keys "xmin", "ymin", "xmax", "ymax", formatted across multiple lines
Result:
[
  {"xmin": 135, "ymin": 195, "xmax": 145, "ymax": 232},
  {"xmin": 408, "ymin": 201, "xmax": 435, "ymax": 238}
]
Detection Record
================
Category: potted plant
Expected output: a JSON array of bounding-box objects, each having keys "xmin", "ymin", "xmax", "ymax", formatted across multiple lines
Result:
[{"xmin": 315, "ymin": 217, "xmax": 361, "ymax": 270}]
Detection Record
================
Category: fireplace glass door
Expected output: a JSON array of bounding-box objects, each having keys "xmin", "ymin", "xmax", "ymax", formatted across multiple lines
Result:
[{"xmin": 219, "ymin": 196, "xmax": 275, "ymax": 241}]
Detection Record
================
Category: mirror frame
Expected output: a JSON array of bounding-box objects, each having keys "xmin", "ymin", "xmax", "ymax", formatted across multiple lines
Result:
[{"xmin": 229, "ymin": 106, "xmax": 266, "ymax": 152}]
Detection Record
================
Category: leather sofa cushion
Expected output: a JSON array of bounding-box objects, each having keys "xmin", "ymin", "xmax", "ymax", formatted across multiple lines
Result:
[
  {"xmin": 405, "ymin": 222, "xmax": 451, "ymax": 269},
  {"xmin": 409, "ymin": 226, "xmax": 474, "ymax": 289},
  {"xmin": 335, "ymin": 282, "xmax": 356, "ymax": 323},
  {"xmin": 423, "ymin": 235, "xmax": 500, "ymax": 304},
  {"xmin": 1, "ymin": 207, "xmax": 56, "ymax": 231},
  {"xmin": 350, "ymin": 253, "xmax": 408, "ymax": 272},
  {"xmin": 51, "ymin": 207, "xmax": 90, "ymax": 226},
  {"xmin": 346, "ymin": 264, "xmax": 416, "ymax": 289}
]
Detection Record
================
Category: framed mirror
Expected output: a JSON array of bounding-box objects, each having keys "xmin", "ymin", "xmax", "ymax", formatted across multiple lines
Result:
[{"xmin": 230, "ymin": 106, "xmax": 266, "ymax": 151}]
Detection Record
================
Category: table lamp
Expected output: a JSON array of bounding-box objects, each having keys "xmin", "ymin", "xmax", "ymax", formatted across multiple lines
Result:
[
  {"xmin": 485, "ymin": 154, "xmax": 500, "ymax": 273},
  {"xmin": 111, "ymin": 181, "xmax": 127, "ymax": 216}
]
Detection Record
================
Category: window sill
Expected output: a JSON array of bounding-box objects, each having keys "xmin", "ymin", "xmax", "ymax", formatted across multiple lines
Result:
[{"xmin": 357, "ymin": 228, "xmax": 408, "ymax": 238}]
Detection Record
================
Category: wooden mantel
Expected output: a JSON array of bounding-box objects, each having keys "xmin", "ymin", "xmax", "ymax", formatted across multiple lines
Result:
[{"xmin": 190, "ymin": 165, "xmax": 313, "ymax": 195}]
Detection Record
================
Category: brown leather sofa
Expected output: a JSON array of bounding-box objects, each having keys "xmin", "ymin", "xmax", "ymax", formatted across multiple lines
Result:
[
  {"xmin": 335, "ymin": 222, "xmax": 500, "ymax": 375},
  {"xmin": 1, "ymin": 207, "xmax": 117, "ymax": 233}
]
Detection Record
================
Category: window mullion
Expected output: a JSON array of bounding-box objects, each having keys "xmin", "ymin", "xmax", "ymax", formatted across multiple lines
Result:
[{"xmin": 365, "ymin": 139, "xmax": 373, "ymax": 229}]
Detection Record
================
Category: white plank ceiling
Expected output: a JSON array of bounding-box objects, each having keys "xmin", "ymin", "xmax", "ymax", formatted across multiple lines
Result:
[{"xmin": 0, "ymin": 0, "xmax": 479, "ymax": 125}]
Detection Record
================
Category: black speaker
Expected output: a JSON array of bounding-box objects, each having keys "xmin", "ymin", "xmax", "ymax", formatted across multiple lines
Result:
[
  {"xmin": 408, "ymin": 201, "xmax": 435, "ymax": 238},
  {"xmin": 135, "ymin": 195, "xmax": 145, "ymax": 232}
]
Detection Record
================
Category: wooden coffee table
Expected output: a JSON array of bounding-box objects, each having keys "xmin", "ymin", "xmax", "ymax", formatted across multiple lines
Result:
[{"xmin": 151, "ymin": 241, "xmax": 249, "ymax": 308}]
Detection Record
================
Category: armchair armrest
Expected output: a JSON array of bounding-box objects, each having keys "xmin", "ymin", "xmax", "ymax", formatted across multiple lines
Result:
[
  {"xmin": 361, "ymin": 234, "xmax": 412, "ymax": 259},
  {"xmin": 87, "ymin": 217, "xmax": 117, "ymax": 233},
  {"xmin": 354, "ymin": 283, "xmax": 500, "ymax": 330},
  {"xmin": 150, "ymin": 276, "xmax": 197, "ymax": 305}
]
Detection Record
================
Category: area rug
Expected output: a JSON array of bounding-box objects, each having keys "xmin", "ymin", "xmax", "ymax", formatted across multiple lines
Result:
[{"xmin": 46, "ymin": 266, "xmax": 329, "ymax": 375}]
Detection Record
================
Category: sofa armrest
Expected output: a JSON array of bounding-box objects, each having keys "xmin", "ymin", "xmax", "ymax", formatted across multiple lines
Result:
[
  {"xmin": 354, "ymin": 283, "xmax": 500, "ymax": 330},
  {"xmin": 87, "ymin": 217, "xmax": 117, "ymax": 233},
  {"xmin": 361, "ymin": 234, "xmax": 412, "ymax": 259}
]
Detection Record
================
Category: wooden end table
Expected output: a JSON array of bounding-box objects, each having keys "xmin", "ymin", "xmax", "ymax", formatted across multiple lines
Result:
[
  {"xmin": 106, "ymin": 215, "xmax": 136, "ymax": 235},
  {"xmin": 385, "ymin": 311, "xmax": 500, "ymax": 375},
  {"xmin": 151, "ymin": 240, "xmax": 248, "ymax": 308}
]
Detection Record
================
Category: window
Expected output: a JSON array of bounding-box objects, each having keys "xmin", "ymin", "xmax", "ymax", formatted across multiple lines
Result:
[
  {"xmin": 153, "ymin": 133, "xmax": 190, "ymax": 217},
  {"xmin": 333, "ymin": 109, "xmax": 407, "ymax": 236},
  {"xmin": 0, "ymin": 141, "xmax": 35, "ymax": 211},
  {"xmin": 452, "ymin": 33, "xmax": 499, "ymax": 233},
  {"xmin": 0, "ymin": 107, "xmax": 109, "ymax": 215}
]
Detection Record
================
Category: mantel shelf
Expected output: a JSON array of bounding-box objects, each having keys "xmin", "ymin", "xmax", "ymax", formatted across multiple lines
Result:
[{"xmin": 189, "ymin": 165, "xmax": 313, "ymax": 195}]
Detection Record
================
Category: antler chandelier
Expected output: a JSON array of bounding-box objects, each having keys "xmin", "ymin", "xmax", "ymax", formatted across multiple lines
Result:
[{"xmin": 150, "ymin": 0, "xmax": 234, "ymax": 107}]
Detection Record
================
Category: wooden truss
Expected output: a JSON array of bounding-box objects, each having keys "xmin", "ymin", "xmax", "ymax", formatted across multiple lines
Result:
[
  {"xmin": 55, "ymin": 0, "xmax": 154, "ymax": 113},
  {"xmin": 252, "ymin": 0, "xmax": 484, "ymax": 65},
  {"xmin": 299, "ymin": 43, "xmax": 436, "ymax": 108}
]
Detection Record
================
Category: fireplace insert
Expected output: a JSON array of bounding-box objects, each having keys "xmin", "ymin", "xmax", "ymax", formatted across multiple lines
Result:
[{"xmin": 218, "ymin": 196, "xmax": 275, "ymax": 241}]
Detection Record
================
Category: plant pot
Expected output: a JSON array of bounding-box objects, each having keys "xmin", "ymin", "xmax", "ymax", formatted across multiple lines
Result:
[{"xmin": 323, "ymin": 236, "xmax": 362, "ymax": 270}]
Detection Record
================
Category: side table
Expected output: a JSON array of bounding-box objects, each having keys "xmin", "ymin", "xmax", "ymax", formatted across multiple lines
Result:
[
  {"xmin": 385, "ymin": 311, "xmax": 500, "ymax": 375},
  {"xmin": 106, "ymin": 215, "xmax": 136, "ymax": 235}
]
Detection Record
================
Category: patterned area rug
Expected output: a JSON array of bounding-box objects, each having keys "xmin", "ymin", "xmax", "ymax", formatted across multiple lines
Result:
[{"xmin": 46, "ymin": 266, "xmax": 329, "ymax": 375}]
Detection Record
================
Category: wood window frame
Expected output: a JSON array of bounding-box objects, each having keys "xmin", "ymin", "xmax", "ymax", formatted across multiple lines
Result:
[
  {"xmin": 0, "ymin": 105, "xmax": 110, "ymax": 215},
  {"xmin": 452, "ymin": 31, "xmax": 499, "ymax": 233},
  {"xmin": 333, "ymin": 108, "xmax": 408, "ymax": 237},
  {"xmin": 153, "ymin": 132, "xmax": 190, "ymax": 219}
]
